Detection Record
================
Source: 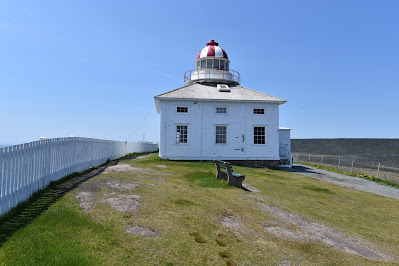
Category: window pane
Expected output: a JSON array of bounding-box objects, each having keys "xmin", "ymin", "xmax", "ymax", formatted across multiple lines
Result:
[
  {"xmin": 225, "ymin": 62, "xmax": 229, "ymax": 70},
  {"xmin": 254, "ymin": 126, "xmax": 266, "ymax": 144},
  {"xmin": 214, "ymin": 59, "xmax": 219, "ymax": 69},
  {"xmin": 196, "ymin": 61, "xmax": 200, "ymax": 69},
  {"xmin": 216, "ymin": 107, "xmax": 227, "ymax": 113},
  {"xmin": 177, "ymin": 107, "xmax": 188, "ymax": 113},
  {"xmin": 219, "ymin": 60, "xmax": 225, "ymax": 70},
  {"xmin": 216, "ymin": 126, "xmax": 227, "ymax": 144},
  {"xmin": 253, "ymin": 108, "xmax": 265, "ymax": 114},
  {"xmin": 177, "ymin": 125, "xmax": 188, "ymax": 143},
  {"xmin": 200, "ymin": 60, "xmax": 205, "ymax": 69},
  {"xmin": 206, "ymin": 59, "xmax": 212, "ymax": 69}
]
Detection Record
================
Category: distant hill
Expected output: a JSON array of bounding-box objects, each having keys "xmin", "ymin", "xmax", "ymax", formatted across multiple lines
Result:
[{"xmin": 292, "ymin": 138, "xmax": 399, "ymax": 168}]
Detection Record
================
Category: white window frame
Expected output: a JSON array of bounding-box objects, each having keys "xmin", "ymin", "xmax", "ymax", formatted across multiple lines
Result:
[
  {"xmin": 176, "ymin": 124, "xmax": 189, "ymax": 145},
  {"xmin": 176, "ymin": 106, "xmax": 189, "ymax": 114},
  {"xmin": 215, "ymin": 124, "xmax": 228, "ymax": 145},
  {"xmin": 253, "ymin": 108, "xmax": 265, "ymax": 115},
  {"xmin": 253, "ymin": 125, "xmax": 267, "ymax": 145},
  {"xmin": 215, "ymin": 106, "xmax": 227, "ymax": 114}
]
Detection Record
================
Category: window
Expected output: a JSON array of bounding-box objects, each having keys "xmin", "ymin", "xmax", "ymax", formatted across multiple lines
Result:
[
  {"xmin": 253, "ymin": 108, "xmax": 265, "ymax": 114},
  {"xmin": 200, "ymin": 60, "xmax": 206, "ymax": 69},
  {"xmin": 196, "ymin": 61, "xmax": 200, "ymax": 69},
  {"xmin": 176, "ymin": 125, "xmax": 188, "ymax": 143},
  {"xmin": 216, "ymin": 125, "xmax": 227, "ymax": 144},
  {"xmin": 254, "ymin": 126, "xmax": 266, "ymax": 144},
  {"xmin": 177, "ymin": 106, "xmax": 188, "ymax": 113},
  {"xmin": 216, "ymin": 107, "xmax": 227, "ymax": 114},
  {"xmin": 213, "ymin": 59, "xmax": 220, "ymax": 69},
  {"xmin": 206, "ymin": 59, "xmax": 212, "ymax": 69}
]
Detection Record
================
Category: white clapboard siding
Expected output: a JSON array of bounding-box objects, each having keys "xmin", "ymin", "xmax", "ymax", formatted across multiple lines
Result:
[{"xmin": 0, "ymin": 137, "xmax": 158, "ymax": 216}]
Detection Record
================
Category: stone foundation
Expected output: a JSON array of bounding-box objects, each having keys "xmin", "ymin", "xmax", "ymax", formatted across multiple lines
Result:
[
  {"xmin": 188, "ymin": 159, "xmax": 280, "ymax": 169},
  {"xmin": 164, "ymin": 159, "xmax": 281, "ymax": 169},
  {"xmin": 224, "ymin": 160, "xmax": 280, "ymax": 169}
]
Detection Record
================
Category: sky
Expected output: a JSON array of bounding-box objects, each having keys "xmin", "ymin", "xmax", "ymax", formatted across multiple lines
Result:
[{"xmin": 1, "ymin": 0, "xmax": 398, "ymax": 145}]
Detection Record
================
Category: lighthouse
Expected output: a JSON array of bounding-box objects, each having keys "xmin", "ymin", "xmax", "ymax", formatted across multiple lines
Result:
[
  {"xmin": 154, "ymin": 40, "xmax": 292, "ymax": 168},
  {"xmin": 184, "ymin": 40, "xmax": 239, "ymax": 85}
]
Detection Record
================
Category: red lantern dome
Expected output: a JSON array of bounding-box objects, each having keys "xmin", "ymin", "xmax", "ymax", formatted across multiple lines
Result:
[{"xmin": 196, "ymin": 40, "xmax": 228, "ymax": 59}]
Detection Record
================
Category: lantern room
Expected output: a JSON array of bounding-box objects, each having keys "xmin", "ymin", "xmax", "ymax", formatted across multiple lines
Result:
[{"xmin": 184, "ymin": 40, "xmax": 240, "ymax": 86}]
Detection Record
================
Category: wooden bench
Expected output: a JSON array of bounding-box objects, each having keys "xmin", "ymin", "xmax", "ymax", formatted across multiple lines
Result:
[{"xmin": 213, "ymin": 160, "xmax": 245, "ymax": 188}]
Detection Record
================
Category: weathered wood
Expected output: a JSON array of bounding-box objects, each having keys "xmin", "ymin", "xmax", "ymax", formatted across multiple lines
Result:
[
  {"xmin": 214, "ymin": 160, "xmax": 228, "ymax": 180},
  {"xmin": 214, "ymin": 160, "xmax": 245, "ymax": 188}
]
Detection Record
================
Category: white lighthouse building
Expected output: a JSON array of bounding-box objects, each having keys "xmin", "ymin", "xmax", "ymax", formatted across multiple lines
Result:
[{"xmin": 154, "ymin": 40, "xmax": 292, "ymax": 168}]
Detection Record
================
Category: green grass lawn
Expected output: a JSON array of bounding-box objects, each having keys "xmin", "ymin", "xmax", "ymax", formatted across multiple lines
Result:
[{"xmin": 1, "ymin": 155, "xmax": 398, "ymax": 265}]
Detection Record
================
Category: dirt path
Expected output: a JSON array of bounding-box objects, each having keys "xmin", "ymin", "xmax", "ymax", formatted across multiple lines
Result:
[
  {"xmin": 283, "ymin": 164, "xmax": 399, "ymax": 200},
  {"xmin": 246, "ymin": 194, "xmax": 393, "ymax": 261},
  {"xmin": 74, "ymin": 161, "xmax": 169, "ymax": 237}
]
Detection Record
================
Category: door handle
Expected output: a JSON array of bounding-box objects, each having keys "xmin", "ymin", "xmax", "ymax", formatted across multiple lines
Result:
[{"xmin": 242, "ymin": 134, "xmax": 245, "ymax": 143}]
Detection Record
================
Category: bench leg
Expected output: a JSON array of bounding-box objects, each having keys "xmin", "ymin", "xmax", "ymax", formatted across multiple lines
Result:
[
  {"xmin": 215, "ymin": 161, "xmax": 227, "ymax": 180},
  {"xmin": 220, "ymin": 172, "xmax": 228, "ymax": 181},
  {"xmin": 225, "ymin": 163, "xmax": 245, "ymax": 188},
  {"xmin": 228, "ymin": 176, "xmax": 245, "ymax": 188}
]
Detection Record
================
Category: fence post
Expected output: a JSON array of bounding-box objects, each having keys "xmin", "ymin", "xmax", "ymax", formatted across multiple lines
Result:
[
  {"xmin": 308, "ymin": 154, "xmax": 310, "ymax": 163},
  {"xmin": 351, "ymin": 159, "xmax": 354, "ymax": 173},
  {"xmin": 321, "ymin": 155, "xmax": 323, "ymax": 164},
  {"xmin": 338, "ymin": 157, "xmax": 341, "ymax": 170},
  {"xmin": 376, "ymin": 163, "xmax": 380, "ymax": 179}
]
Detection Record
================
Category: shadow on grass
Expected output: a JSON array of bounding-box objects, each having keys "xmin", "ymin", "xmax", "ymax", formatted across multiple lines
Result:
[
  {"xmin": 0, "ymin": 152, "xmax": 151, "ymax": 247},
  {"xmin": 281, "ymin": 165, "xmax": 324, "ymax": 175}
]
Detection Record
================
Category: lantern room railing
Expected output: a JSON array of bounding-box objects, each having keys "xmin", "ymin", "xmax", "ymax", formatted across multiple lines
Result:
[{"xmin": 184, "ymin": 68, "xmax": 240, "ymax": 84}]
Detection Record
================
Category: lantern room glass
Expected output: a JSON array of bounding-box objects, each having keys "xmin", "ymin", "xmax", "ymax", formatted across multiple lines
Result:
[{"xmin": 196, "ymin": 59, "xmax": 229, "ymax": 70}]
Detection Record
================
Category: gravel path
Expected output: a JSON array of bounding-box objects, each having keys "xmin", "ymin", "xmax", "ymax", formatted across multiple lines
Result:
[{"xmin": 283, "ymin": 164, "xmax": 399, "ymax": 200}]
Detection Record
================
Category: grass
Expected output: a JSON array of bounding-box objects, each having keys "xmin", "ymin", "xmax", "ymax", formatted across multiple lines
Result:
[
  {"xmin": 302, "ymin": 184, "xmax": 335, "ymax": 194},
  {"xmin": 0, "ymin": 159, "xmax": 112, "ymax": 246},
  {"xmin": 300, "ymin": 162, "xmax": 399, "ymax": 189},
  {"xmin": 1, "ymin": 154, "xmax": 399, "ymax": 265}
]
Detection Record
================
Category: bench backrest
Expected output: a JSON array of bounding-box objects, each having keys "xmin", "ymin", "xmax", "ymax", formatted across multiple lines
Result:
[{"xmin": 215, "ymin": 160, "xmax": 233, "ymax": 172}]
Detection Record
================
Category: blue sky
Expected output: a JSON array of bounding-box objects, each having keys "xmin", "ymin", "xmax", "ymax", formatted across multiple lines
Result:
[{"xmin": 1, "ymin": 0, "xmax": 398, "ymax": 145}]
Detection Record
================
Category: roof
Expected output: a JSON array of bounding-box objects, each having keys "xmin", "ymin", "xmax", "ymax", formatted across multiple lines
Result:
[
  {"xmin": 196, "ymin": 40, "xmax": 228, "ymax": 60},
  {"xmin": 154, "ymin": 83, "xmax": 287, "ymax": 112}
]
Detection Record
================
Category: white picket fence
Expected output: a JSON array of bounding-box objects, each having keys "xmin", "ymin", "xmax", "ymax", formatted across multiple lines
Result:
[{"xmin": 0, "ymin": 137, "xmax": 158, "ymax": 216}]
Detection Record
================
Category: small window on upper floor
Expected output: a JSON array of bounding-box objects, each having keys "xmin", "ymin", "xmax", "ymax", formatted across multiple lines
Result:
[
  {"xmin": 177, "ymin": 106, "xmax": 188, "ymax": 113},
  {"xmin": 216, "ymin": 107, "xmax": 227, "ymax": 114},
  {"xmin": 253, "ymin": 108, "xmax": 265, "ymax": 114}
]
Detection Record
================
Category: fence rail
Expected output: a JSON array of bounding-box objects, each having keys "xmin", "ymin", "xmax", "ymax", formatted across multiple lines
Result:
[
  {"xmin": 293, "ymin": 152, "xmax": 399, "ymax": 185},
  {"xmin": 0, "ymin": 137, "xmax": 158, "ymax": 216}
]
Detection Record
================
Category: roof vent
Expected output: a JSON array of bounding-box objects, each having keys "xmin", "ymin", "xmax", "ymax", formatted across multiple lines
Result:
[{"xmin": 217, "ymin": 84, "xmax": 230, "ymax": 92}]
